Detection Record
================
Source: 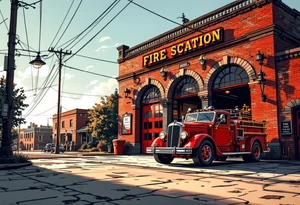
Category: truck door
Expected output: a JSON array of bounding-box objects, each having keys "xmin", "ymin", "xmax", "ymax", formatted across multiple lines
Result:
[{"xmin": 214, "ymin": 113, "xmax": 230, "ymax": 152}]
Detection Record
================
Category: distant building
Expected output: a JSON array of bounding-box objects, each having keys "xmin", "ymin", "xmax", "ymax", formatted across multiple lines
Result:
[
  {"xmin": 52, "ymin": 108, "xmax": 90, "ymax": 151},
  {"xmin": 19, "ymin": 122, "xmax": 52, "ymax": 150}
]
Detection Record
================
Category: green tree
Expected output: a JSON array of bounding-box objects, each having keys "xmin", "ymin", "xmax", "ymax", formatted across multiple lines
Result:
[
  {"xmin": 88, "ymin": 89, "xmax": 118, "ymax": 145},
  {"xmin": 0, "ymin": 76, "xmax": 28, "ymax": 141}
]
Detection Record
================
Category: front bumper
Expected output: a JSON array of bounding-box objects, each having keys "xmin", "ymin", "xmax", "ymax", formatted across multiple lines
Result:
[{"xmin": 146, "ymin": 147, "xmax": 192, "ymax": 155}]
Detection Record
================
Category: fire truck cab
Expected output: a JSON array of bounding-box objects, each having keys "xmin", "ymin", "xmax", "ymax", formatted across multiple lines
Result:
[{"xmin": 146, "ymin": 107, "xmax": 270, "ymax": 166}]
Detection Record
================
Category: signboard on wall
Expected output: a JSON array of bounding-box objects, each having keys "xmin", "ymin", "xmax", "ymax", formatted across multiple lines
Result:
[
  {"xmin": 122, "ymin": 113, "xmax": 132, "ymax": 135},
  {"xmin": 281, "ymin": 120, "xmax": 292, "ymax": 135}
]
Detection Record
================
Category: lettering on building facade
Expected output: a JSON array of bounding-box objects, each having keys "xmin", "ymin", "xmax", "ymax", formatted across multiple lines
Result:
[{"xmin": 143, "ymin": 27, "xmax": 224, "ymax": 67}]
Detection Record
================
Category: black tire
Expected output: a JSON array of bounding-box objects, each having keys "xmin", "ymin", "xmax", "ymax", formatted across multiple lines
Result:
[
  {"xmin": 154, "ymin": 154, "xmax": 174, "ymax": 164},
  {"xmin": 215, "ymin": 155, "xmax": 227, "ymax": 161},
  {"xmin": 192, "ymin": 140, "xmax": 215, "ymax": 166},
  {"xmin": 242, "ymin": 142, "xmax": 262, "ymax": 163}
]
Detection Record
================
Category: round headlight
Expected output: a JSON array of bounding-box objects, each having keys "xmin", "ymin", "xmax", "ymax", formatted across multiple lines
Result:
[
  {"xmin": 159, "ymin": 131, "xmax": 166, "ymax": 139},
  {"xmin": 180, "ymin": 131, "xmax": 188, "ymax": 139}
]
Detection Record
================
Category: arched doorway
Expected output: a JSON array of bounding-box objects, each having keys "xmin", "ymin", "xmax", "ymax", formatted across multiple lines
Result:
[
  {"xmin": 294, "ymin": 107, "xmax": 300, "ymax": 159},
  {"xmin": 212, "ymin": 65, "xmax": 250, "ymax": 109},
  {"xmin": 141, "ymin": 85, "xmax": 163, "ymax": 154},
  {"xmin": 172, "ymin": 76, "xmax": 201, "ymax": 121}
]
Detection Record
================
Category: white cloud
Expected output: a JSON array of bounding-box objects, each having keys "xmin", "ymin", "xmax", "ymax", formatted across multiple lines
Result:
[
  {"xmin": 85, "ymin": 65, "xmax": 94, "ymax": 71},
  {"xmin": 21, "ymin": 79, "xmax": 118, "ymax": 129},
  {"xmin": 64, "ymin": 73, "xmax": 74, "ymax": 80},
  {"xmin": 16, "ymin": 65, "xmax": 49, "ymax": 81},
  {"xmin": 95, "ymin": 43, "xmax": 122, "ymax": 52},
  {"xmin": 86, "ymin": 80, "xmax": 99, "ymax": 88},
  {"xmin": 99, "ymin": 36, "xmax": 111, "ymax": 42}
]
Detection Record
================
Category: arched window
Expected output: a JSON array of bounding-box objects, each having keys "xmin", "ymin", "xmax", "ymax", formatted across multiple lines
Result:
[
  {"xmin": 142, "ymin": 86, "xmax": 161, "ymax": 103},
  {"xmin": 213, "ymin": 65, "xmax": 249, "ymax": 89},
  {"xmin": 174, "ymin": 77, "xmax": 199, "ymax": 97}
]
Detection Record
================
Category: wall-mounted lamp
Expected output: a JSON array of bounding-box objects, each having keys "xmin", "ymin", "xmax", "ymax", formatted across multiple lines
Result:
[
  {"xmin": 160, "ymin": 67, "xmax": 167, "ymax": 80},
  {"xmin": 256, "ymin": 51, "xmax": 267, "ymax": 102},
  {"xmin": 199, "ymin": 55, "xmax": 206, "ymax": 70},
  {"xmin": 124, "ymin": 87, "xmax": 131, "ymax": 98}
]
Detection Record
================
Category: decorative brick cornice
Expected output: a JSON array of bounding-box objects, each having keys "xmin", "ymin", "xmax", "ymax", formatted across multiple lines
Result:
[
  {"xmin": 275, "ymin": 47, "xmax": 300, "ymax": 62},
  {"xmin": 120, "ymin": 0, "xmax": 270, "ymax": 61}
]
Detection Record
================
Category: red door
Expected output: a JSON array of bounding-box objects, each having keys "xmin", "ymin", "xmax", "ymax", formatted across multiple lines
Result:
[
  {"xmin": 296, "ymin": 110, "xmax": 300, "ymax": 159},
  {"xmin": 142, "ymin": 104, "xmax": 163, "ymax": 154}
]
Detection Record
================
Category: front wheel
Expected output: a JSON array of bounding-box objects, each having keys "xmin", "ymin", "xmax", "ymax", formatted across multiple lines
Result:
[
  {"xmin": 192, "ymin": 140, "xmax": 215, "ymax": 166},
  {"xmin": 154, "ymin": 154, "xmax": 174, "ymax": 164}
]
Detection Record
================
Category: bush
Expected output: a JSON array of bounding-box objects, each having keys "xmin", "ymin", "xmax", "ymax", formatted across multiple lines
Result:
[
  {"xmin": 87, "ymin": 142, "xmax": 94, "ymax": 149},
  {"xmin": 90, "ymin": 147, "xmax": 99, "ymax": 152},
  {"xmin": 13, "ymin": 153, "xmax": 30, "ymax": 163},
  {"xmin": 80, "ymin": 143, "xmax": 88, "ymax": 150}
]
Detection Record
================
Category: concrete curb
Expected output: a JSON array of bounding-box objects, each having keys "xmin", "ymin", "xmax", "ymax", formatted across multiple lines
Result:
[{"xmin": 0, "ymin": 162, "xmax": 32, "ymax": 170}]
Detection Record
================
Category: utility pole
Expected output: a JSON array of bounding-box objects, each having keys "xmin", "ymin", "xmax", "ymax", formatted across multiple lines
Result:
[
  {"xmin": 48, "ymin": 48, "xmax": 71, "ymax": 154},
  {"xmin": 0, "ymin": 0, "xmax": 18, "ymax": 162}
]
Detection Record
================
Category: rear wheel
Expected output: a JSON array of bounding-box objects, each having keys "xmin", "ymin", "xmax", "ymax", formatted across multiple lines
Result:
[
  {"xmin": 192, "ymin": 140, "xmax": 215, "ymax": 166},
  {"xmin": 154, "ymin": 154, "xmax": 174, "ymax": 164},
  {"xmin": 242, "ymin": 142, "xmax": 262, "ymax": 163}
]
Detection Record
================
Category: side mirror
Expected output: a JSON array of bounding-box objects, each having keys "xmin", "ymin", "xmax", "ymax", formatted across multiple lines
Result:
[
  {"xmin": 182, "ymin": 115, "xmax": 185, "ymax": 122},
  {"xmin": 219, "ymin": 114, "xmax": 226, "ymax": 123}
]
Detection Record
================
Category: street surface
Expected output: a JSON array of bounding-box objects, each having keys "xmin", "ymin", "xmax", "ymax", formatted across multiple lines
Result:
[{"xmin": 0, "ymin": 152, "xmax": 299, "ymax": 205}]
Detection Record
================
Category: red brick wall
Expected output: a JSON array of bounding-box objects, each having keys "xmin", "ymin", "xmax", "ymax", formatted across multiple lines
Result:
[{"xmin": 118, "ymin": 1, "xmax": 300, "ymax": 157}]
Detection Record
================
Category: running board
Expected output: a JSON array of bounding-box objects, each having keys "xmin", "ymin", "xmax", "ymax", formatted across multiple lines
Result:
[{"xmin": 223, "ymin": 152, "xmax": 251, "ymax": 156}]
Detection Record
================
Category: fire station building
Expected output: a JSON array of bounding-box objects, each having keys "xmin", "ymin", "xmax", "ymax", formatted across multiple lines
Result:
[{"xmin": 117, "ymin": 0, "xmax": 300, "ymax": 159}]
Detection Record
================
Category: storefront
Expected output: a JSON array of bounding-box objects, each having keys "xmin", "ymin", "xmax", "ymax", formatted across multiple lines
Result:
[{"xmin": 117, "ymin": 0, "xmax": 300, "ymax": 159}]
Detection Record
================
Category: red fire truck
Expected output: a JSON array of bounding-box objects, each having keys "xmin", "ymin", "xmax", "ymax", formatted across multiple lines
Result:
[{"xmin": 146, "ymin": 106, "xmax": 270, "ymax": 166}]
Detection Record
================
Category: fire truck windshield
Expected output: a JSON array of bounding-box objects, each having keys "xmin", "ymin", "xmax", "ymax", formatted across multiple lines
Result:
[{"xmin": 185, "ymin": 112, "xmax": 215, "ymax": 122}]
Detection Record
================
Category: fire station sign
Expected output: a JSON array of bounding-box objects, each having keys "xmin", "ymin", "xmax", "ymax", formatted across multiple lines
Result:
[
  {"xmin": 143, "ymin": 27, "xmax": 224, "ymax": 67},
  {"xmin": 281, "ymin": 120, "xmax": 292, "ymax": 135}
]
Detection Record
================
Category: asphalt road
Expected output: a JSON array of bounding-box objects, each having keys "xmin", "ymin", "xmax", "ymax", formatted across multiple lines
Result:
[{"xmin": 0, "ymin": 152, "xmax": 299, "ymax": 205}]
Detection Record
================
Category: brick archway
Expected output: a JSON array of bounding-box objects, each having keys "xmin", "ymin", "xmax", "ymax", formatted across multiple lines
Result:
[
  {"xmin": 134, "ymin": 78, "xmax": 165, "ymax": 107},
  {"xmin": 204, "ymin": 56, "xmax": 257, "ymax": 90},
  {"xmin": 283, "ymin": 98, "xmax": 300, "ymax": 113},
  {"xmin": 165, "ymin": 68, "xmax": 204, "ymax": 99}
]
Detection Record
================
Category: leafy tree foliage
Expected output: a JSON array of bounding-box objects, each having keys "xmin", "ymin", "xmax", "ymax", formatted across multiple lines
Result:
[
  {"xmin": 0, "ymin": 76, "xmax": 28, "ymax": 141},
  {"xmin": 88, "ymin": 89, "xmax": 118, "ymax": 144}
]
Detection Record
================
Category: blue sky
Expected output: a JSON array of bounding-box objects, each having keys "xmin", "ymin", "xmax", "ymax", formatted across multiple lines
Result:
[{"xmin": 0, "ymin": 0, "xmax": 299, "ymax": 128}]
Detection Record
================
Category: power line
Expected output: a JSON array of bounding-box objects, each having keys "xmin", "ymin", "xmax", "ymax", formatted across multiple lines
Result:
[
  {"xmin": 65, "ymin": 0, "xmax": 132, "ymax": 62},
  {"xmin": 63, "ymin": 64, "xmax": 116, "ymax": 79},
  {"xmin": 74, "ymin": 53, "xmax": 118, "ymax": 64},
  {"xmin": 53, "ymin": 0, "xmax": 83, "ymax": 49},
  {"xmin": 129, "ymin": 0, "xmax": 203, "ymax": 34},
  {"xmin": 48, "ymin": 0, "xmax": 75, "ymax": 49}
]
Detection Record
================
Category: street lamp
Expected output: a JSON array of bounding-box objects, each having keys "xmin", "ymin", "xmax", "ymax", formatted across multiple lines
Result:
[
  {"xmin": 256, "ymin": 51, "xmax": 267, "ymax": 102},
  {"xmin": 30, "ymin": 52, "xmax": 46, "ymax": 68}
]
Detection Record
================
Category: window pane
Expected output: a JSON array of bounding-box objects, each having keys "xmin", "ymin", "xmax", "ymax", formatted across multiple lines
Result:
[{"xmin": 213, "ymin": 66, "xmax": 249, "ymax": 89}]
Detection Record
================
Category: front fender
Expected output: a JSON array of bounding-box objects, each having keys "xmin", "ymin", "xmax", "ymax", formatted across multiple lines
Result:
[
  {"xmin": 184, "ymin": 134, "xmax": 214, "ymax": 149},
  {"xmin": 151, "ymin": 137, "xmax": 165, "ymax": 147}
]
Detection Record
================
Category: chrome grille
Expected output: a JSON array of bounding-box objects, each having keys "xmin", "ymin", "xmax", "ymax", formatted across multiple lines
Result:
[{"xmin": 167, "ymin": 123, "xmax": 181, "ymax": 147}]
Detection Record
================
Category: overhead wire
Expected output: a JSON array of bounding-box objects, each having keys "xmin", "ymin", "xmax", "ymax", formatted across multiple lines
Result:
[
  {"xmin": 67, "ymin": 0, "xmax": 120, "ymax": 50},
  {"xmin": 22, "ymin": 6, "xmax": 34, "ymax": 95},
  {"xmin": 65, "ymin": 0, "xmax": 132, "ymax": 62},
  {"xmin": 128, "ymin": 0, "xmax": 204, "ymax": 34},
  {"xmin": 73, "ymin": 53, "xmax": 118, "ymax": 64},
  {"xmin": 63, "ymin": 65, "xmax": 116, "ymax": 79},
  {"xmin": 48, "ymin": 0, "xmax": 75, "ymax": 49},
  {"xmin": 52, "ymin": 0, "xmax": 83, "ymax": 49}
]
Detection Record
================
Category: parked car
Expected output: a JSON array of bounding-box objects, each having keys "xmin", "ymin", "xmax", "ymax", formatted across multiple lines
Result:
[
  {"xmin": 43, "ymin": 143, "xmax": 55, "ymax": 152},
  {"xmin": 50, "ymin": 145, "xmax": 65, "ymax": 153}
]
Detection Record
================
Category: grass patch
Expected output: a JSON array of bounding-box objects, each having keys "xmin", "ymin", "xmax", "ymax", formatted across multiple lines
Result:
[{"xmin": 13, "ymin": 153, "xmax": 30, "ymax": 163}]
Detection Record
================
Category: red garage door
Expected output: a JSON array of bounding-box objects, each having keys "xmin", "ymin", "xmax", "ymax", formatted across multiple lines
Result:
[{"xmin": 141, "ymin": 104, "xmax": 163, "ymax": 154}]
